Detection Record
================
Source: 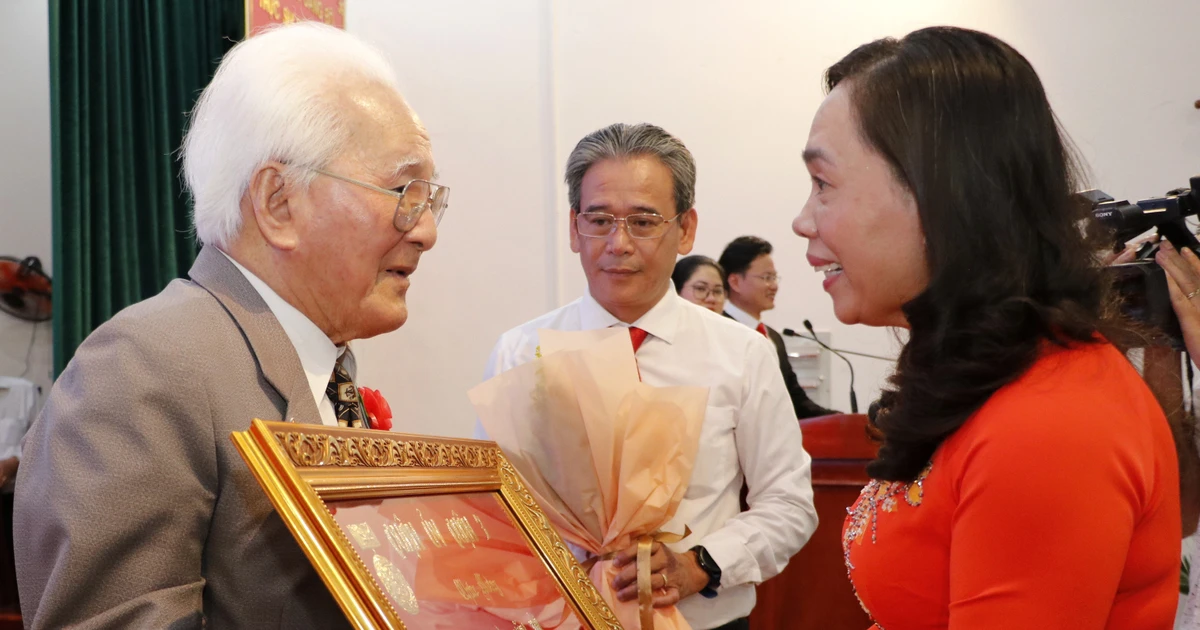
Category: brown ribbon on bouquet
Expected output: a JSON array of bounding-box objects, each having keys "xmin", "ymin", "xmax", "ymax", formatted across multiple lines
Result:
[
  {"xmin": 581, "ymin": 527, "xmax": 690, "ymax": 630},
  {"xmin": 638, "ymin": 535, "xmax": 655, "ymax": 629},
  {"xmin": 635, "ymin": 529, "xmax": 687, "ymax": 630},
  {"xmin": 470, "ymin": 328, "xmax": 708, "ymax": 629}
]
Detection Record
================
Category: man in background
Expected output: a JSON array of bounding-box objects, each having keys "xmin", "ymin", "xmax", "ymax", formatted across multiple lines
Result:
[{"xmin": 720, "ymin": 236, "xmax": 836, "ymax": 418}]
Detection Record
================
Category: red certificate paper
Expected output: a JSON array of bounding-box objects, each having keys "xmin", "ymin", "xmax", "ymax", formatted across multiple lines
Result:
[{"xmin": 330, "ymin": 492, "xmax": 584, "ymax": 629}]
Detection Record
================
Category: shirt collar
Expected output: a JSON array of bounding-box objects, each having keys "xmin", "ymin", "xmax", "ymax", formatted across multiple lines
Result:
[
  {"xmin": 580, "ymin": 287, "xmax": 682, "ymax": 345},
  {"xmin": 723, "ymin": 300, "xmax": 760, "ymax": 328},
  {"xmin": 217, "ymin": 250, "xmax": 348, "ymax": 393}
]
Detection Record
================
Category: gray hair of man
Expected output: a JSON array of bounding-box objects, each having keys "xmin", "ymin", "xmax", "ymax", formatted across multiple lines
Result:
[
  {"xmin": 565, "ymin": 123, "xmax": 697, "ymax": 216},
  {"xmin": 182, "ymin": 22, "xmax": 411, "ymax": 249}
]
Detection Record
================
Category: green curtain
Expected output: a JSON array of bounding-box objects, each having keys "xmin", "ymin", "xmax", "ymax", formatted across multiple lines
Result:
[{"xmin": 50, "ymin": 1, "xmax": 243, "ymax": 375}]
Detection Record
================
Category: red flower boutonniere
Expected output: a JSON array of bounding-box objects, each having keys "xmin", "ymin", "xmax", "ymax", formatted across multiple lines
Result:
[{"xmin": 358, "ymin": 387, "xmax": 393, "ymax": 431}]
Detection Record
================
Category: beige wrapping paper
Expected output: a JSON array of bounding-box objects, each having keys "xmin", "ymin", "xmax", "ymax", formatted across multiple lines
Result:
[{"xmin": 470, "ymin": 328, "xmax": 708, "ymax": 629}]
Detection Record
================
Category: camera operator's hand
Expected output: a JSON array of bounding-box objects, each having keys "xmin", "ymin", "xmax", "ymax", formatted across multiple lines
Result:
[
  {"xmin": 1109, "ymin": 244, "xmax": 1140, "ymax": 266},
  {"xmin": 1103, "ymin": 234, "xmax": 1159, "ymax": 266},
  {"xmin": 1154, "ymin": 239, "xmax": 1200, "ymax": 536},
  {"xmin": 1156, "ymin": 240, "xmax": 1200, "ymax": 358},
  {"xmin": 1101, "ymin": 243, "xmax": 1136, "ymax": 266}
]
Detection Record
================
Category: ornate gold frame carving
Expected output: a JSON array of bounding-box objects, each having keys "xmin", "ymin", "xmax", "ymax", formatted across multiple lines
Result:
[{"xmin": 232, "ymin": 419, "xmax": 622, "ymax": 629}]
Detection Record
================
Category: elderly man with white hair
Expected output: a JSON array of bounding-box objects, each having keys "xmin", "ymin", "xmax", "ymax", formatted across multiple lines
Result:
[{"xmin": 14, "ymin": 23, "xmax": 444, "ymax": 628}]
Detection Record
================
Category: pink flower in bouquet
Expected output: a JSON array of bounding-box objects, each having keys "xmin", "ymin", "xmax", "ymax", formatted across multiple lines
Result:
[{"xmin": 358, "ymin": 387, "xmax": 393, "ymax": 430}]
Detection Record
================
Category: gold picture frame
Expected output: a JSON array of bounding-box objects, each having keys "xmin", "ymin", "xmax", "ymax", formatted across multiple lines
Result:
[{"xmin": 231, "ymin": 419, "xmax": 622, "ymax": 629}]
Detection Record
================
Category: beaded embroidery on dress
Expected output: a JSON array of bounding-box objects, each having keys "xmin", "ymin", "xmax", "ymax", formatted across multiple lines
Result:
[{"xmin": 842, "ymin": 463, "xmax": 933, "ymax": 622}]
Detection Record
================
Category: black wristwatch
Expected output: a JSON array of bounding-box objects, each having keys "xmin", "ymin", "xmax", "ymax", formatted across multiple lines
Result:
[{"xmin": 690, "ymin": 545, "xmax": 722, "ymax": 599}]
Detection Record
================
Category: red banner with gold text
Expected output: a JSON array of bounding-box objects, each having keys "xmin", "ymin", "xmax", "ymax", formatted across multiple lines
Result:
[{"xmin": 246, "ymin": 0, "xmax": 344, "ymax": 37}]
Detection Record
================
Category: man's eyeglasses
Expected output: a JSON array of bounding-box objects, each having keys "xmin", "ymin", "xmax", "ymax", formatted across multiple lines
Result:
[
  {"xmin": 687, "ymin": 283, "xmax": 726, "ymax": 300},
  {"xmin": 750, "ymin": 273, "xmax": 781, "ymax": 284},
  {"xmin": 574, "ymin": 212, "xmax": 682, "ymax": 240},
  {"xmin": 313, "ymin": 169, "xmax": 449, "ymax": 233}
]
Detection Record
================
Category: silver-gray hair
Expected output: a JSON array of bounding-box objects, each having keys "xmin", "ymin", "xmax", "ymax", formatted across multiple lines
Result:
[{"xmin": 565, "ymin": 123, "xmax": 696, "ymax": 215}]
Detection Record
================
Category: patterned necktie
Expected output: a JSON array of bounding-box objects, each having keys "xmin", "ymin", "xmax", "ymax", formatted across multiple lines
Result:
[
  {"xmin": 326, "ymin": 351, "xmax": 365, "ymax": 428},
  {"xmin": 756, "ymin": 322, "xmax": 768, "ymax": 338}
]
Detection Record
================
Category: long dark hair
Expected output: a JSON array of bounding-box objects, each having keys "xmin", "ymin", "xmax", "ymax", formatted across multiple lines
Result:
[{"xmin": 829, "ymin": 27, "xmax": 1120, "ymax": 481}]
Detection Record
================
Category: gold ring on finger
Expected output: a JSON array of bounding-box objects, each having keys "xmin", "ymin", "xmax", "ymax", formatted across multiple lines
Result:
[{"xmin": 1188, "ymin": 288, "xmax": 1200, "ymax": 300}]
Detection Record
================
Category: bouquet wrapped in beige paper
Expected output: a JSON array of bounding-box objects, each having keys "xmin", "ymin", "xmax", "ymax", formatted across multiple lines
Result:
[{"xmin": 469, "ymin": 328, "xmax": 708, "ymax": 629}]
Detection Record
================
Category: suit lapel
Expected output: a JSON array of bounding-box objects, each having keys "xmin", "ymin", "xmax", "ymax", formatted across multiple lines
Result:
[
  {"xmin": 187, "ymin": 247, "xmax": 322, "ymax": 426},
  {"xmin": 765, "ymin": 324, "xmax": 785, "ymax": 353}
]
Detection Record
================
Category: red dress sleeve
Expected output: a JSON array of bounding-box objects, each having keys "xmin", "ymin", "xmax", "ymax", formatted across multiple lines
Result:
[{"xmin": 943, "ymin": 375, "xmax": 1179, "ymax": 628}]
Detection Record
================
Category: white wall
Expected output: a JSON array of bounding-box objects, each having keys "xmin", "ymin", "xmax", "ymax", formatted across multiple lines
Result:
[
  {"xmin": 0, "ymin": 0, "xmax": 52, "ymax": 401},
  {"xmin": 347, "ymin": 0, "xmax": 1200, "ymax": 438},
  {"xmin": 346, "ymin": 1, "xmax": 561, "ymax": 435},
  {"xmin": 3, "ymin": 1, "xmax": 1197, "ymax": 438}
]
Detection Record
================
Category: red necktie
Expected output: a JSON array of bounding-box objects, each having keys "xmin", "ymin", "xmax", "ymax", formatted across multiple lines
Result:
[
  {"xmin": 628, "ymin": 327, "xmax": 649, "ymax": 381},
  {"xmin": 756, "ymin": 322, "xmax": 768, "ymax": 338},
  {"xmin": 629, "ymin": 326, "xmax": 649, "ymax": 353}
]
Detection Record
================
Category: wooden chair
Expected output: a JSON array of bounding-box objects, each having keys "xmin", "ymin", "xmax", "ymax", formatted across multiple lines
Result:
[{"xmin": 749, "ymin": 414, "xmax": 877, "ymax": 630}]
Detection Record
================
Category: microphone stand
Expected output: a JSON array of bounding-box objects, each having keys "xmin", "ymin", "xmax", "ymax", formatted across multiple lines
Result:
[{"xmin": 783, "ymin": 322, "xmax": 860, "ymax": 414}]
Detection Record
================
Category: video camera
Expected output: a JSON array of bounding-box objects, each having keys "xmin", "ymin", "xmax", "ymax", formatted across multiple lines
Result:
[{"xmin": 1085, "ymin": 175, "xmax": 1200, "ymax": 345}]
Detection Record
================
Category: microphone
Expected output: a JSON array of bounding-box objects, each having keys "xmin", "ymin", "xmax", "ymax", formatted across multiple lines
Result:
[{"xmin": 783, "ymin": 321, "xmax": 858, "ymax": 414}]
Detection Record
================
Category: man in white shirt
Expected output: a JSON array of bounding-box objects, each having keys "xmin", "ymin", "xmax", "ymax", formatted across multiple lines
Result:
[
  {"xmin": 15, "ymin": 23, "xmax": 445, "ymax": 628},
  {"xmin": 483, "ymin": 123, "xmax": 817, "ymax": 630}
]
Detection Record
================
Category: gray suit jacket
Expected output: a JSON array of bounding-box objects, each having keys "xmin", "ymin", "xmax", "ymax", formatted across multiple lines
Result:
[{"xmin": 14, "ymin": 247, "xmax": 350, "ymax": 629}]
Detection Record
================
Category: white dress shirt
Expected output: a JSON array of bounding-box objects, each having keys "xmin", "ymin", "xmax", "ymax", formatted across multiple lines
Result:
[
  {"xmin": 480, "ymin": 289, "xmax": 817, "ymax": 628},
  {"xmin": 220, "ymin": 251, "xmax": 352, "ymax": 427},
  {"xmin": 0, "ymin": 376, "xmax": 37, "ymax": 492},
  {"xmin": 723, "ymin": 301, "xmax": 760, "ymax": 330}
]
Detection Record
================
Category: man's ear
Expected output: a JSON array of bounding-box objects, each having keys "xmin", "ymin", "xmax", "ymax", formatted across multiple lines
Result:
[
  {"xmin": 569, "ymin": 209, "xmax": 582, "ymax": 253},
  {"xmin": 676, "ymin": 207, "xmax": 698, "ymax": 256},
  {"xmin": 246, "ymin": 161, "xmax": 299, "ymax": 251},
  {"xmin": 728, "ymin": 271, "xmax": 745, "ymax": 295}
]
